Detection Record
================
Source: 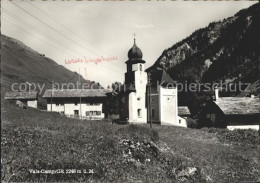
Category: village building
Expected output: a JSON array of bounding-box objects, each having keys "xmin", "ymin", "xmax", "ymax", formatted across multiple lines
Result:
[
  {"xmin": 178, "ymin": 106, "xmax": 191, "ymax": 118},
  {"xmin": 119, "ymin": 38, "xmax": 148, "ymax": 123},
  {"xmin": 200, "ymin": 89, "xmax": 260, "ymax": 130},
  {"xmin": 43, "ymin": 89, "xmax": 108, "ymax": 120},
  {"xmin": 178, "ymin": 106, "xmax": 191, "ymax": 127},
  {"xmin": 119, "ymin": 38, "xmax": 188, "ymax": 127},
  {"xmin": 4, "ymin": 91, "xmax": 38, "ymax": 108}
]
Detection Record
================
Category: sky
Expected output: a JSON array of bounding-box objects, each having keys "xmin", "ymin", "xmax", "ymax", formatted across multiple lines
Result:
[{"xmin": 1, "ymin": 0, "xmax": 257, "ymax": 87}]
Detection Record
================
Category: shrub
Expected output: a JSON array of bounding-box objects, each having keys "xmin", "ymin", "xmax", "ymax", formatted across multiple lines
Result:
[{"xmin": 202, "ymin": 127, "xmax": 259, "ymax": 146}]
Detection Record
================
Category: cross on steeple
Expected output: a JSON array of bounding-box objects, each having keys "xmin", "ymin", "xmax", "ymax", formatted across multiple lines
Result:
[{"xmin": 133, "ymin": 32, "xmax": 136, "ymax": 45}]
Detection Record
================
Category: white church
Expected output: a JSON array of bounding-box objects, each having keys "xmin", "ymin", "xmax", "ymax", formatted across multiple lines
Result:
[
  {"xmin": 119, "ymin": 38, "xmax": 188, "ymax": 127},
  {"xmin": 42, "ymin": 38, "xmax": 189, "ymax": 127}
]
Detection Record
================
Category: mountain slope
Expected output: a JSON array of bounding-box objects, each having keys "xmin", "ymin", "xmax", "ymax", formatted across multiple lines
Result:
[
  {"xmin": 1, "ymin": 35, "xmax": 100, "ymax": 95},
  {"xmin": 147, "ymin": 3, "xmax": 260, "ymax": 97}
]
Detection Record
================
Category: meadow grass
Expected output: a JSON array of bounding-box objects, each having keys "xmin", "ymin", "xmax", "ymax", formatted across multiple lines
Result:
[{"xmin": 1, "ymin": 101, "xmax": 259, "ymax": 182}]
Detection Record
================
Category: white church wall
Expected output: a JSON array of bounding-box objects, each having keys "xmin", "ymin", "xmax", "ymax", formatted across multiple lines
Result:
[
  {"xmin": 134, "ymin": 72, "xmax": 147, "ymax": 92},
  {"xmin": 177, "ymin": 116, "xmax": 188, "ymax": 127},
  {"xmin": 127, "ymin": 70, "xmax": 147, "ymax": 123},
  {"xmin": 159, "ymin": 87, "xmax": 178, "ymax": 125},
  {"xmin": 128, "ymin": 92, "xmax": 147, "ymax": 123}
]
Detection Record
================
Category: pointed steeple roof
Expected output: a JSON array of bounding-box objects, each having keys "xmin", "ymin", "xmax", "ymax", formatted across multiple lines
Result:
[{"xmin": 149, "ymin": 68, "xmax": 177, "ymax": 87}]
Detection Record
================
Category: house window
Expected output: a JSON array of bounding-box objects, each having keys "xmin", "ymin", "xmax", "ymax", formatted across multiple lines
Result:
[
  {"xmin": 140, "ymin": 64, "xmax": 142, "ymax": 71},
  {"xmin": 89, "ymin": 102, "xmax": 99, "ymax": 105},
  {"xmin": 138, "ymin": 109, "xmax": 142, "ymax": 118},
  {"xmin": 152, "ymin": 109, "xmax": 155, "ymax": 118},
  {"xmin": 56, "ymin": 102, "xmax": 64, "ymax": 106},
  {"xmin": 179, "ymin": 119, "xmax": 181, "ymax": 124},
  {"xmin": 86, "ymin": 111, "xmax": 90, "ymax": 116},
  {"xmin": 207, "ymin": 113, "xmax": 216, "ymax": 122},
  {"xmin": 89, "ymin": 111, "xmax": 101, "ymax": 116},
  {"xmin": 74, "ymin": 110, "xmax": 79, "ymax": 116}
]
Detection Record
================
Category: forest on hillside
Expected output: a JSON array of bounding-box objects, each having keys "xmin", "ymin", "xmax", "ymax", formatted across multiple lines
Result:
[{"xmin": 146, "ymin": 3, "xmax": 260, "ymax": 115}]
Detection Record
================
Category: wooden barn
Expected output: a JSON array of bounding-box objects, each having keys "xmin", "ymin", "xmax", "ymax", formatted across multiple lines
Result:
[
  {"xmin": 4, "ymin": 91, "xmax": 38, "ymax": 108},
  {"xmin": 200, "ymin": 93, "xmax": 260, "ymax": 130}
]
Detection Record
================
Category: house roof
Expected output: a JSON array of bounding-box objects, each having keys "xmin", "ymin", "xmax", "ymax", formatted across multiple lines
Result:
[
  {"xmin": 43, "ymin": 89, "xmax": 109, "ymax": 98},
  {"xmin": 215, "ymin": 97, "xmax": 260, "ymax": 115},
  {"xmin": 149, "ymin": 69, "xmax": 177, "ymax": 87},
  {"xmin": 125, "ymin": 38, "xmax": 146, "ymax": 64},
  {"xmin": 178, "ymin": 106, "xmax": 191, "ymax": 116},
  {"xmin": 4, "ymin": 91, "xmax": 38, "ymax": 100}
]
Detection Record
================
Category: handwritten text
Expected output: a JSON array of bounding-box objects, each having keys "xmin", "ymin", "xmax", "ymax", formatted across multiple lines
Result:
[{"xmin": 65, "ymin": 56, "xmax": 118, "ymax": 65}]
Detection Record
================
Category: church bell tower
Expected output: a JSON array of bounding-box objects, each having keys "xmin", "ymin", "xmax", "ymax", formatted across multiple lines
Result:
[{"xmin": 121, "ymin": 37, "xmax": 147, "ymax": 123}]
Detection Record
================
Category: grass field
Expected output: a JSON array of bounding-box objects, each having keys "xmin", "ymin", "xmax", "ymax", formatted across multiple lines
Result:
[{"xmin": 1, "ymin": 101, "xmax": 259, "ymax": 182}]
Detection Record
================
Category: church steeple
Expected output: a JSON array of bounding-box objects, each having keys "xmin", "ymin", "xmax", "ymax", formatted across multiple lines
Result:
[
  {"xmin": 127, "ymin": 36, "xmax": 144, "ymax": 61},
  {"xmin": 125, "ymin": 35, "xmax": 147, "ymax": 86},
  {"xmin": 133, "ymin": 32, "xmax": 136, "ymax": 45}
]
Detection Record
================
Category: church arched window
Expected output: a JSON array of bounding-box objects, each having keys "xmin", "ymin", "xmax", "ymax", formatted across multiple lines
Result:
[{"xmin": 140, "ymin": 64, "xmax": 142, "ymax": 71}]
